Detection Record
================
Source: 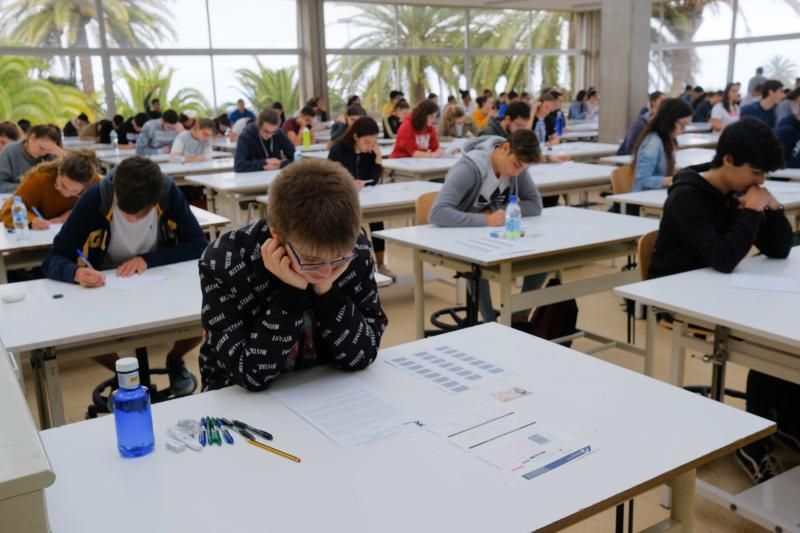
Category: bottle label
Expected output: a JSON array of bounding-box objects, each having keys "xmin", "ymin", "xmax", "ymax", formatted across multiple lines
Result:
[{"xmin": 118, "ymin": 371, "xmax": 140, "ymax": 390}]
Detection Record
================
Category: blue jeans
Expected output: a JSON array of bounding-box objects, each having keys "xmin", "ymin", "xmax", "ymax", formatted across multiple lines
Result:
[{"xmin": 467, "ymin": 272, "xmax": 549, "ymax": 323}]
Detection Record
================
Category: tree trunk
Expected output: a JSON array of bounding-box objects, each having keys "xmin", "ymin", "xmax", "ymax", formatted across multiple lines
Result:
[{"xmin": 74, "ymin": 21, "xmax": 95, "ymax": 95}]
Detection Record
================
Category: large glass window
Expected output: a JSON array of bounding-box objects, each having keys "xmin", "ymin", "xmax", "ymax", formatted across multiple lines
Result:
[
  {"xmin": 735, "ymin": 0, "xmax": 800, "ymax": 39},
  {"xmin": 324, "ymin": 2, "xmax": 397, "ymax": 49},
  {"xmin": 649, "ymin": 45, "xmax": 729, "ymax": 94},
  {"xmin": 733, "ymin": 39, "xmax": 800, "ymax": 87},
  {"xmin": 213, "ymin": 55, "xmax": 300, "ymax": 116},
  {"xmin": 208, "ymin": 0, "xmax": 297, "ymax": 49},
  {"xmin": 327, "ymin": 54, "xmax": 399, "ymax": 114},
  {"xmin": 104, "ymin": 0, "xmax": 209, "ymax": 49}
]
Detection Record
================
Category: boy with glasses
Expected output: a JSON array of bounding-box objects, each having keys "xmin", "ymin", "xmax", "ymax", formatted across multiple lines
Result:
[
  {"xmin": 198, "ymin": 159, "xmax": 388, "ymax": 391},
  {"xmin": 234, "ymin": 108, "xmax": 295, "ymax": 172}
]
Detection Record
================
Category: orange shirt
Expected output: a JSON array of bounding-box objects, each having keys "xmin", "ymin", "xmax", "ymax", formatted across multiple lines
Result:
[
  {"xmin": 1, "ymin": 169, "xmax": 100, "ymax": 228},
  {"xmin": 472, "ymin": 109, "xmax": 489, "ymax": 130}
]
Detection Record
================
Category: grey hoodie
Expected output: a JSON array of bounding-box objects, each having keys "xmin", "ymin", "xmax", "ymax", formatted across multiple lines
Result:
[{"xmin": 429, "ymin": 136, "xmax": 543, "ymax": 227}]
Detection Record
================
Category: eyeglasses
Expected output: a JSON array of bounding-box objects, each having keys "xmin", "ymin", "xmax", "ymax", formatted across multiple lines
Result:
[{"xmin": 286, "ymin": 241, "xmax": 357, "ymax": 272}]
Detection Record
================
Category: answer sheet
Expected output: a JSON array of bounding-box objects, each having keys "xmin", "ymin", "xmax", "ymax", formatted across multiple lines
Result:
[
  {"xmin": 103, "ymin": 272, "xmax": 168, "ymax": 291},
  {"xmin": 270, "ymin": 375, "xmax": 421, "ymax": 451}
]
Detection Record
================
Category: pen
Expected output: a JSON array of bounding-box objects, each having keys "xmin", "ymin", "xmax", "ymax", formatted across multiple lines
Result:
[
  {"xmin": 233, "ymin": 419, "xmax": 273, "ymax": 441},
  {"xmin": 31, "ymin": 206, "xmax": 45, "ymax": 220},
  {"xmin": 245, "ymin": 438, "xmax": 301, "ymax": 463},
  {"xmin": 216, "ymin": 418, "xmax": 234, "ymax": 445},
  {"xmin": 75, "ymin": 248, "xmax": 95, "ymax": 270}
]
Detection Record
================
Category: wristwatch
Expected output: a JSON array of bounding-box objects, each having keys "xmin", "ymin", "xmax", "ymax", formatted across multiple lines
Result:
[{"xmin": 764, "ymin": 203, "xmax": 785, "ymax": 212}]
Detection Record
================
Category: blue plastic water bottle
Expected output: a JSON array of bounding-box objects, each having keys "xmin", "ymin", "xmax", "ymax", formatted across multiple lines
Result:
[
  {"xmin": 535, "ymin": 119, "xmax": 547, "ymax": 145},
  {"xmin": 504, "ymin": 195, "xmax": 522, "ymax": 239},
  {"xmin": 555, "ymin": 111, "xmax": 565, "ymax": 137},
  {"xmin": 112, "ymin": 357, "xmax": 155, "ymax": 458}
]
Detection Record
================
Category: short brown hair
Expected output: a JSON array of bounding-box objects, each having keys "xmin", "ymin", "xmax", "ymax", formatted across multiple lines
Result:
[
  {"xmin": 258, "ymin": 108, "xmax": 281, "ymax": 127},
  {"xmin": 28, "ymin": 124, "xmax": 62, "ymax": 145},
  {"xmin": 195, "ymin": 118, "xmax": 216, "ymax": 131},
  {"xmin": 268, "ymin": 159, "xmax": 361, "ymax": 256},
  {"xmin": 60, "ymin": 149, "xmax": 98, "ymax": 183},
  {"xmin": 0, "ymin": 121, "xmax": 21, "ymax": 141},
  {"xmin": 508, "ymin": 129, "xmax": 541, "ymax": 164}
]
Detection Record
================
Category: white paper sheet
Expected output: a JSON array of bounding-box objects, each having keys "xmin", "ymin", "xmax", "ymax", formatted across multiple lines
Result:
[
  {"xmin": 104, "ymin": 272, "xmax": 168, "ymax": 290},
  {"xmin": 731, "ymin": 259, "xmax": 800, "ymax": 293},
  {"xmin": 456, "ymin": 236, "xmax": 536, "ymax": 255},
  {"xmin": 270, "ymin": 375, "xmax": 421, "ymax": 451}
]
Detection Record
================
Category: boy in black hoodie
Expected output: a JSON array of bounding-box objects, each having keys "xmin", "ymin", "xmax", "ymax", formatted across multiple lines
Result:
[
  {"xmin": 650, "ymin": 117, "xmax": 798, "ymax": 484},
  {"xmin": 198, "ymin": 159, "xmax": 388, "ymax": 391},
  {"xmin": 233, "ymin": 108, "xmax": 295, "ymax": 172}
]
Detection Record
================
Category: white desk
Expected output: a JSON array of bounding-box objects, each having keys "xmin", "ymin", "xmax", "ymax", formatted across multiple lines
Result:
[
  {"xmin": 99, "ymin": 150, "xmax": 231, "ymax": 167},
  {"xmin": 676, "ymin": 133, "xmax": 719, "ymax": 149},
  {"xmin": 529, "ymin": 162, "xmax": 615, "ymax": 203},
  {"xmin": 544, "ymin": 141, "xmax": 620, "ymax": 161},
  {"xmin": 300, "ymin": 146, "xmax": 393, "ymax": 160},
  {"xmin": 211, "ymin": 138, "xmax": 237, "ymax": 153},
  {"xmin": 0, "ymin": 261, "xmax": 204, "ymax": 428},
  {"xmin": 94, "ymin": 147, "xmax": 136, "ymax": 158},
  {"xmin": 39, "ymin": 322, "xmax": 773, "ymax": 533},
  {"xmin": 685, "ymin": 122, "xmax": 712, "ymax": 133},
  {"xmin": 771, "ymin": 167, "xmax": 800, "ymax": 180},
  {"xmin": 382, "ymin": 156, "xmax": 460, "ymax": 181},
  {"xmin": 598, "ymin": 148, "xmax": 716, "ymax": 169},
  {"xmin": 0, "ymin": 341, "xmax": 54, "ymax": 533},
  {"xmin": 63, "ymin": 140, "xmax": 106, "ymax": 151},
  {"xmin": 566, "ymin": 120, "xmax": 599, "ymax": 131},
  {"xmin": 376, "ymin": 206, "xmax": 658, "ymax": 337},
  {"xmin": 184, "ymin": 170, "xmax": 281, "ymax": 226},
  {"xmin": 158, "ymin": 158, "xmax": 236, "ymax": 186},
  {"xmin": 0, "ymin": 206, "xmax": 228, "ymax": 283},
  {"xmin": 615, "ymin": 252, "xmax": 800, "ymax": 532},
  {"xmin": 560, "ymin": 129, "xmax": 598, "ymax": 141}
]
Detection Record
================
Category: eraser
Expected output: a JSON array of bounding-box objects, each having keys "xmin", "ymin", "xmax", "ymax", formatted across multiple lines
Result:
[
  {"xmin": 1, "ymin": 292, "xmax": 25, "ymax": 304},
  {"xmin": 165, "ymin": 438, "xmax": 186, "ymax": 453}
]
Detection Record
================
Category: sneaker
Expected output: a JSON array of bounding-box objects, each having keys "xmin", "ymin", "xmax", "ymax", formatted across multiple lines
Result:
[
  {"xmin": 168, "ymin": 361, "xmax": 197, "ymax": 397},
  {"xmin": 377, "ymin": 265, "xmax": 397, "ymax": 281},
  {"xmin": 735, "ymin": 447, "xmax": 783, "ymax": 484},
  {"xmin": 775, "ymin": 430, "xmax": 800, "ymax": 453}
]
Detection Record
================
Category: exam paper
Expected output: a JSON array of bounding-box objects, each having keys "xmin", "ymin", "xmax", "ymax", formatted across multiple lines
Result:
[
  {"xmin": 104, "ymin": 272, "xmax": 168, "ymax": 290},
  {"xmin": 456, "ymin": 236, "xmax": 536, "ymax": 255},
  {"xmin": 270, "ymin": 375, "xmax": 421, "ymax": 451}
]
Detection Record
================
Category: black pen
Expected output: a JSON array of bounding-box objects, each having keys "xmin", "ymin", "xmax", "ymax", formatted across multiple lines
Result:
[
  {"xmin": 221, "ymin": 418, "xmax": 255, "ymax": 440},
  {"xmin": 233, "ymin": 419, "xmax": 273, "ymax": 441}
]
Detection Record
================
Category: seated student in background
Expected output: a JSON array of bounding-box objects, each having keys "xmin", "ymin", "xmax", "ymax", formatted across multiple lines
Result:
[
  {"xmin": 479, "ymin": 101, "xmax": 567, "ymax": 164},
  {"xmin": 143, "ymin": 87, "xmax": 162, "ymax": 119},
  {"xmin": 271, "ymin": 102, "xmax": 287, "ymax": 127},
  {"xmin": 383, "ymin": 98, "xmax": 410, "ymax": 139},
  {"xmin": 135, "ymin": 109, "xmax": 181, "ymax": 155},
  {"xmin": 42, "ymin": 157, "xmax": 207, "ymax": 396},
  {"xmin": 282, "ymin": 106, "xmax": 315, "ymax": 146},
  {"xmin": 532, "ymin": 93, "xmax": 556, "ymax": 146},
  {"xmin": 584, "ymin": 89, "xmax": 599, "ymax": 119},
  {"xmin": 740, "ymin": 84, "xmax": 762, "ymax": 108},
  {"xmin": 228, "ymin": 99, "xmax": 255, "ymax": 124},
  {"xmin": 568, "ymin": 90, "xmax": 587, "ymax": 120},
  {"xmin": 617, "ymin": 91, "xmax": 666, "ymax": 155},
  {"xmin": 170, "ymin": 118, "xmax": 215, "ymax": 162},
  {"xmin": 118, "ymin": 113, "xmax": 148, "ymax": 146},
  {"xmin": 197, "ymin": 159, "xmax": 388, "ymax": 391},
  {"xmin": 429, "ymin": 130, "xmax": 546, "ymax": 322},
  {"xmin": 346, "ymin": 94, "xmax": 361, "ymax": 108},
  {"xmin": 776, "ymin": 103, "xmax": 800, "ymax": 168},
  {"xmin": 328, "ymin": 117, "xmax": 395, "ymax": 281},
  {"xmin": 471, "ymin": 96, "xmax": 494, "ymax": 130},
  {"xmin": 497, "ymin": 90, "xmax": 518, "ymax": 119},
  {"xmin": 111, "ymin": 114, "xmax": 124, "ymax": 138},
  {"xmin": 329, "ymin": 104, "xmax": 366, "ymax": 146},
  {"xmin": 439, "ymin": 106, "xmax": 478, "ymax": 138},
  {"xmin": 305, "ymin": 96, "xmax": 329, "ymax": 129},
  {"xmin": 1, "ymin": 150, "xmax": 100, "ymax": 230},
  {"xmin": 544, "ymin": 90, "xmax": 565, "ymax": 138},
  {"xmin": 740, "ymin": 80, "xmax": 785, "ymax": 129},
  {"xmin": 0, "ymin": 124, "xmax": 65, "ymax": 193},
  {"xmin": 0, "ymin": 121, "xmax": 21, "ymax": 151},
  {"xmin": 179, "ymin": 113, "xmax": 196, "ymax": 132},
  {"xmin": 692, "ymin": 90, "xmax": 722, "ymax": 123},
  {"xmin": 212, "ymin": 114, "xmax": 232, "ymax": 138},
  {"xmin": 382, "ymin": 90, "xmax": 404, "ymax": 118},
  {"xmin": 17, "ymin": 119, "xmax": 31, "ymax": 137},
  {"xmin": 710, "ymin": 83, "xmax": 741, "ymax": 132},
  {"xmin": 648, "ymin": 118, "xmax": 797, "ymax": 484},
  {"xmin": 63, "ymin": 113, "xmax": 89, "ymax": 138},
  {"xmin": 631, "ymin": 98, "xmax": 692, "ymax": 192},
  {"xmin": 390, "ymin": 100, "xmax": 443, "ymax": 158},
  {"xmin": 235, "ymin": 108, "xmax": 295, "ymax": 172},
  {"xmin": 776, "ymin": 87, "xmax": 800, "ymax": 125}
]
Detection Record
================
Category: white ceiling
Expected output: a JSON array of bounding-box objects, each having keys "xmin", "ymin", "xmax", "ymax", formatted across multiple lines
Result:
[{"xmin": 347, "ymin": 0, "xmax": 601, "ymax": 12}]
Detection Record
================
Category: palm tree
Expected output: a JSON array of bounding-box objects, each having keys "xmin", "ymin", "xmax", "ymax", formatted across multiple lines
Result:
[
  {"xmin": 0, "ymin": 55, "xmax": 94, "ymax": 123},
  {"xmin": 232, "ymin": 61, "xmax": 299, "ymax": 115},
  {"xmin": 2, "ymin": 0, "xmax": 175, "ymax": 95},
  {"xmin": 765, "ymin": 55, "xmax": 798, "ymax": 86},
  {"xmin": 114, "ymin": 62, "xmax": 211, "ymax": 117}
]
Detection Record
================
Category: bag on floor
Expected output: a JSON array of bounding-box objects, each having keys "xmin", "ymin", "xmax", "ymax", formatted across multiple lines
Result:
[{"xmin": 511, "ymin": 278, "xmax": 578, "ymax": 347}]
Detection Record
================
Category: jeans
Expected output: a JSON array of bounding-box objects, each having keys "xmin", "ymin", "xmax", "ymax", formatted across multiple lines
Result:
[{"xmin": 467, "ymin": 272, "xmax": 549, "ymax": 323}]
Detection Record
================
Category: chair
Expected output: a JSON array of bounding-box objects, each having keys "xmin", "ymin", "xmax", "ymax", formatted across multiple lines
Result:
[
  {"xmin": 637, "ymin": 230, "xmax": 659, "ymax": 281},
  {"xmin": 415, "ymin": 191, "xmax": 438, "ymax": 225},
  {"xmin": 610, "ymin": 164, "xmax": 635, "ymax": 195}
]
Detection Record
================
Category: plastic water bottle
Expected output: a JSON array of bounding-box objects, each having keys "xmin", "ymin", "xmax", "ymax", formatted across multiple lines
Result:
[
  {"xmin": 535, "ymin": 119, "xmax": 547, "ymax": 146},
  {"xmin": 302, "ymin": 128, "xmax": 311, "ymax": 149},
  {"xmin": 504, "ymin": 195, "xmax": 522, "ymax": 239},
  {"xmin": 110, "ymin": 129, "xmax": 118, "ymax": 149},
  {"xmin": 11, "ymin": 196, "xmax": 28, "ymax": 241},
  {"xmin": 555, "ymin": 111, "xmax": 565, "ymax": 138},
  {"xmin": 112, "ymin": 357, "xmax": 155, "ymax": 458}
]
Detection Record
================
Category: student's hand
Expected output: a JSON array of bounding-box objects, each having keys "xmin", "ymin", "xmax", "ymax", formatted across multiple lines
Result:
[
  {"xmin": 662, "ymin": 176, "xmax": 673, "ymax": 187},
  {"xmin": 354, "ymin": 180, "xmax": 367, "ymax": 191},
  {"xmin": 546, "ymin": 153, "xmax": 570, "ymax": 163},
  {"xmin": 116, "ymin": 257, "xmax": 147, "ymax": 278},
  {"xmin": 484, "ymin": 209, "xmax": 506, "ymax": 226},
  {"xmin": 311, "ymin": 262, "xmax": 350, "ymax": 296},
  {"xmin": 229, "ymin": 132, "xmax": 239, "ymax": 142},
  {"xmin": 74, "ymin": 267, "xmax": 106, "ymax": 288},
  {"xmin": 432, "ymin": 148, "xmax": 445, "ymax": 158},
  {"xmin": 185, "ymin": 155, "xmax": 206, "ymax": 163},
  {"xmin": 49, "ymin": 210, "xmax": 70, "ymax": 224},
  {"xmin": 31, "ymin": 218, "xmax": 50, "ymax": 230},
  {"xmin": 739, "ymin": 186, "xmax": 773, "ymax": 211},
  {"xmin": 42, "ymin": 141, "xmax": 65, "ymax": 157},
  {"xmin": 161, "ymin": 146, "xmax": 171, "ymax": 153},
  {"xmin": 261, "ymin": 238, "xmax": 308, "ymax": 290},
  {"xmin": 264, "ymin": 158, "xmax": 281, "ymax": 170}
]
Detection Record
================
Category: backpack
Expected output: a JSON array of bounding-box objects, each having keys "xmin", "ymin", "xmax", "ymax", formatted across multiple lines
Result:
[{"xmin": 511, "ymin": 278, "xmax": 579, "ymax": 347}]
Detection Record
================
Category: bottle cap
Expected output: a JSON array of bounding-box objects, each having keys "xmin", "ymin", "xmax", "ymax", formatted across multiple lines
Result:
[
  {"xmin": 509, "ymin": 195, "xmax": 518, "ymax": 203},
  {"xmin": 13, "ymin": 196, "xmax": 21, "ymax": 202},
  {"xmin": 116, "ymin": 357, "xmax": 139, "ymax": 374}
]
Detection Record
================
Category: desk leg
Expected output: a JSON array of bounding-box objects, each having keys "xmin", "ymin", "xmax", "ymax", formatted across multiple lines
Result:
[
  {"xmin": 644, "ymin": 306, "xmax": 656, "ymax": 377},
  {"xmin": 669, "ymin": 321, "xmax": 688, "ymax": 387},
  {"xmin": 413, "ymin": 249, "xmax": 424, "ymax": 339},
  {"xmin": 0, "ymin": 256, "xmax": 7, "ymax": 284},
  {"xmin": 498, "ymin": 262, "xmax": 512, "ymax": 327},
  {"xmin": 710, "ymin": 326, "xmax": 730, "ymax": 402},
  {"xmin": 670, "ymin": 468, "xmax": 696, "ymax": 532},
  {"xmin": 31, "ymin": 348, "xmax": 65, "ymax": 429}
]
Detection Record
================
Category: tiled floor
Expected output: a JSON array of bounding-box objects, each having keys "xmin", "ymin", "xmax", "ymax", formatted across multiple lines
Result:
[{"xmin": 21, "ymin": 228, "xmax": 797, "ymax": 532}]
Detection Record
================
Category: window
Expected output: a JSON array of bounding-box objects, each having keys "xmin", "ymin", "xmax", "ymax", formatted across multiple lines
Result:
[
  {"xmin": 400, "ymin": 55, "xmax": 464, "ymax": 104},
  {"xmin": 649, "ymin": 45, "xmax": 729, "ymax": 93},
  {"xmin": 208, "ymin": 0, "xmax": 297, "ymax": 49},
  {"xmin": 103, "ymin": 0, "xmax": 210, "ymax": 49},
  {"xmin": 735, "ymin": 0, "xmax": 800, "ymax": 39},
  {"xmin": 213, "ymin": 55, "xmax": 300, "ymax": 115},
  {"xmin": 531, "ymin": 55, "xmax": 576, "ymax": 94},
  {"xmin": 325, "ymin": 2, "xmax": 396, "ymax": 49},
  {"xmin": 651, "ymin": 1, "xmax": 733, "ymax": 44},
  {"xmin": 469, "ymin": 9, "xmax": 530, "ymax": 50},
  {"xmin": 327, "ymin": 54, "xmax": 399, "ymax": 114},
  {"xmin": 733, "ymin": 40, "xmax": 800, "ymax": 87},
  {"xmin": 0, "ymin": 2, "xmax": 101, "ymax": 48},
  {"xmin": 472, "ymin": 56, "xmax": 528, "ymax": 95}
]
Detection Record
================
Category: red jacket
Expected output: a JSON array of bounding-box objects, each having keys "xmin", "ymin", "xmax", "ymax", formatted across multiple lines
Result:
[{"xmin": 390, "ymin": 120, "xmax": 439, "ymax": 158}]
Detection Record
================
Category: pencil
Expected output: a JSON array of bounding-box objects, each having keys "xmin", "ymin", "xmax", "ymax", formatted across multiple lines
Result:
[{"xmin": 245, "ymin": 438, "xmax": 301, "ymax": 463}]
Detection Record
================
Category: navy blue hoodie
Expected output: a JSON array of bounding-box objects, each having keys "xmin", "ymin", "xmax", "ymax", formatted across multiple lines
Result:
[
  {"xmin": 776, "ymin": 114, "xmax": 800, "ymax": 168},
  {"xmin": 234, "ymin": 122, "xmax": 295, "ymax": 172},
  {"xmin": 42, "ymin": 175, "xmax": 207, "ymax": 283}
]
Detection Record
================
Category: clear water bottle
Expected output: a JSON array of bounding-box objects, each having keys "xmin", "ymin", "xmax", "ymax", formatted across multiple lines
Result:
[
  {"xmin": 110, "ymin": 129, "xmax": 118, "ymax": 149},
  {"xmin": 535, "ymin": 119, "xmax": 547, "ymax": 146},
  {"xmin": 302, "ymin": 128, "xmax": 311, "ymax": 149},
  {"xmin": 112, "ymin": 357, "xmax": 155, "ymax": 458},
  {"xmin": 504, "ymin": 195, "xmax": 522, "ymax": 239},
  {"xmin": 11, "ymin": 196, "xmax": 28, "ymax": 241},
  {"xmin": 555, "ymin": 111, "xmax": 565, "ymax": 138}
]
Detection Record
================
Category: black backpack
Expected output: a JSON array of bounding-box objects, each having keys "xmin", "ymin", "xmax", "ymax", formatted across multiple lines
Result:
[{"xmin": 511, "ymin": 278, "xmax": 579, "ymax": 347}]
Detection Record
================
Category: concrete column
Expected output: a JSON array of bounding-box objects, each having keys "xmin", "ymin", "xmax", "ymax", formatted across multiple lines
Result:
[
  {"xmin": 598, "ymin": 0, "xmax": 651, "ymax": 143},
  {"xmin": 297, "ymin": 0, "xmax": 328, "ymax": 106}
]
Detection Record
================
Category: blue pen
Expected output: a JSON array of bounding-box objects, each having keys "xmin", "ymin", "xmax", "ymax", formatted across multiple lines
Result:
[
  {"xmin": 31, "ymin": 206, "xmax": 45, "ymax": 220},
  {"xmin": 75, "ymin": 248, "xmax": 95, "ymax": 270},
  {"xmin": 216, "ymin": 418, "xmax": 234, "ymax": 445}
]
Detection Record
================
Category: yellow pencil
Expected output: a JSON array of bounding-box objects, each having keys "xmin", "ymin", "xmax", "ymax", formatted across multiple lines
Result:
[{"xmin": 246, "ymin": 438, "xmax": 302, "ymax": 463}]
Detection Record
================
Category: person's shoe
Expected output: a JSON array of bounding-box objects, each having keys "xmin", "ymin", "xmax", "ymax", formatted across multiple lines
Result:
[
  {"xmin": 735, "ymin": 447, "xmax": 783, "ymax": 484},
  {"xmin": 377, "ymin": 265, "xmax": 397, "ymax": 281},
  {"xmin": 775, "ymin": 430, "xmax": 800, "ymax": 453},
  {"xmin": 167, "ymin": 361, "xmax": 197, "ymax": 397}
]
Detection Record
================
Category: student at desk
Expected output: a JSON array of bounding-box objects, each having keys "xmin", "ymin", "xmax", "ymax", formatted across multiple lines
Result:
[
  {"xmin": 197, "ymin": 159, "xmax": 388, "ymax": 391},
  {"xmin": 282, "ymin": 106, "xmax": 315, "ymax": 146},
  {"xmin": 648, "ymin": 118, "xmax": 798, "ymax": 484},
  {"xmin": 0, "ymin": 124, "xmax": 65, "ymax": 193},
  {"xmin": 0, "ymin": 121, "xmax": 21, "ymax": 151},
  {"xmin": 170, "ymin": 118, "xmax": 215, "ymax": 162},
  {"xmin": 383, "ymin": 99, "xmax": 410, "ymax": 140},
  {"xmin": 439, "ymin": 106, "xmax": 478, "ymax": 138},
  {"xmin": 776, "ymin": 103, "xmax": 800, "ymax": 168},
  {"xmin": 42, "ymin": 156, "xmax": 207, "ymax": 396},
  {"xmin": 234, "ymin": 108, "xmax": 295, "ymax": 172},
  {"xmin": 429, "ymin": 130, "xmax": 546, "ymax": 322},
  {"xmin": 135, "ymin": 110, "xmax": 181, "ymax": 156},
  {"xmin": 631, "ymin": 98, "xmax": 692, "ymax": 192},
  {"xmin": 0, "ymin": 150, "xmax": 100, "ymax": 229},
  {"xmin": 710, "ymin": 83, "xmax": 741, "ymax": 132},
  {"xmin": 390, "ymin": 100, "xmax": 443, "ymax": 159}
]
